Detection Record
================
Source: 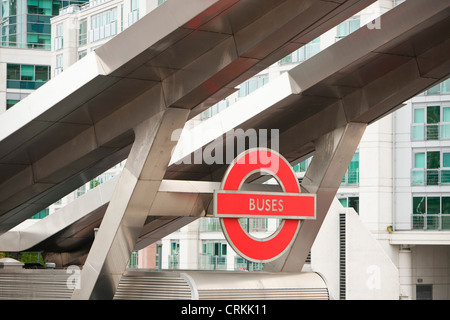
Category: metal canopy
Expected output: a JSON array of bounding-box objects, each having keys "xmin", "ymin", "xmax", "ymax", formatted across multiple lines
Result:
[
  {"xmin": 1, "ymin": 0, "xmax": 448, "ymax": 258},
  {"xmin": 0, "ymin": 0, "xmax": 374, "ymax": 236},
  {"xmin": 0, "ymin": 0, "xmax": 448, "ymax": 299}
]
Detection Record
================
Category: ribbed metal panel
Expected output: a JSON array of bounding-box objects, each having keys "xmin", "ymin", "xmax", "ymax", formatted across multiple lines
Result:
[
  {"xmin": 339, "ymin": 213, "xmax": 346, "ymax": 300},
  {"xmin": 197, "ymin": 288, "xmax": 329, "ymax": 300},
  {"xmin": 0, "ymin": 269, "xmax": 328, "ymax": 300},
  {"xmin": 0, "ymin": 269, "xmax": 72, "ymax": 300},
  {"xmin": 114, "ymin": 271, "xmax": 192, "ymax": 300}
]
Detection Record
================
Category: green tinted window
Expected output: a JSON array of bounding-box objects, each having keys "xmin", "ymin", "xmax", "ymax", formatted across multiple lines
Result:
[
  {"xmin": 35, "ymin": 65, "xmax": 49, "ymax": 81},
  {"xmin": 6, "ymin": 99, "xmax": 20, "ymax": 109},
  {"xmin": 414, "ymin": 108, "xmax": 425, "ymax": 123},
  {"xmin": 21, "ymin": 65, "xmax": 34, "ymax": 81},
  {"xmin": 427, "ymin": 106, "xmax": 440, "ymax": 124},
  {"xmin": 442, "ymin": 197, "xmax": 450, "ymax": 214},
  {"xmin": 414, "ymin": 153, "xmax": 425, "ymax": 168},
  {"xmin": 427, "ymin": 151, "xmax": 440, "ymax": 169},
  {"xmin": 6, "ymin": 64, "xmax": 20, "ymax": 80},
  {"xmin": 427, "ymin": 197, "xmax": 440, "ymax": 214},
  {"xmin": 413, "ymin": 197, "xmax": 425, "ymax": 214}
]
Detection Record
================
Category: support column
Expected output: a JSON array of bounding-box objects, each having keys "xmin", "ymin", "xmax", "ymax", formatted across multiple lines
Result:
[
  {"xmin": 71, "ymin": 107, "xmax": 189, "ymax": 300},
  {"xmin": 399, "ymin": 245, "xmax": 413, "ymax": 300},
  {"xmin": 264, "ymin": 122, "xmax": 367, "ymax": 272}
]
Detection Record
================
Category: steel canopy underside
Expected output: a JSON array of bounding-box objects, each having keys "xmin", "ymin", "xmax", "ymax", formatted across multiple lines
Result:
[
  {"xmin": 0, "ymin": 0, "xmax": 376, "ymax": 235},
  {"xmin": 0, "ymin": 0, "xmax": 449, "ymax": 299}
]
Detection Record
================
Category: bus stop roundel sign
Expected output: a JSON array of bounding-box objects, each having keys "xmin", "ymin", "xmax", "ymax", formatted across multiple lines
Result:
[{"xmin": 213, "ymin": 148, "xmax": 316, "ymax": 263}]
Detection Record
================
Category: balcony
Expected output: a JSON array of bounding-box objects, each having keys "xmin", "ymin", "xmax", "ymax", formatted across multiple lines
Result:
[
  {"xmin": 411, "ymin": 123, "xmax": 450, "ymax": 141},
  {"xmin": 198, "ymin": 254, "xmax": 226, "ymax": 270},
  {"xmin": 234, "ymin": 257, "xmax": 264, "ymax": 271},
  {"xmin": 412, "ymin": 214, "xmax": 450, "ymax": 231},
  {"xmin": 198, "ymin": 218, "xmax": 221, "ymax": 232},
  {"xmin": 341, "ymin": 169, "xmax": 359, "ymax": 186},
  {"xmin": 168, "ymin": 254, "xmax": 179, "ymax": 269},
  {"xmin": 7, "ymin": 80, "xmax": 46, "ymax": 90},
  {"xmin": 411, "ymin": 169, "xmax": 450, "ymax": 186}
]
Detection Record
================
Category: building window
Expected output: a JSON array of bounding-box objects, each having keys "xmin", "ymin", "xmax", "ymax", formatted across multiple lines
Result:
[
  {"xmin": 6, "ymin": 63, "xmax": 50, "ymax": 89},
  {"xmin": 6, "ymin": 99, "xmax": 20, "ymax": 109},
  {"xmin": 239, "ymin": 218, "xmax": 269, "ymax": 233},
  {"xmin": 293, "ymin": 157, "xmax": 312, "ymax": 173},
  {"xmin": 27, "ymin": 0, "xmax": 54, "ymax": 15},
  {"xmin": 54, "ymin": 54, "xmax": 63, "ymax": 76},
  {"xmin": 234, "ymin": 257, "xmax": 264, "ymax": 271},
  {"xmin": 30, "ymin": 208, "xmax": 49, "ymax": 219},
  {"xmin": 79, "ymin": 19, "xmax": 87, "ymax": 46},
  {"xmin": 169, "ymin": 240, "xmax": 180, "ymax": 269},
  {"xmin": 238, "ymin": 75, "xmax": 268, "ymax": 98},
  {"xmin": 54, "ymin": 23, "xmax": 63, "ymax": 50},
  {"xmin": 342, "ymin": 152, "xmax": 359, "ymax": 185},
  {"xmin": 338, "ymin": 195, "xmax": 359, "ymax": 214},
  {"xmin": 412, "ymin": 150, "xmax": 450, "ymax": 185},
  {"xmin": 293, "ymin": 152, "xmax": 359, "ymax": 186},
  {"xmin": 412, "ymin": 195, "xmax": 450, "ymax": 230},
  {"xmin": 78, "ymin": 50, "xmax": 87, "ymax": 60},
  {"xmin": 199, "ymin": 217, "xmax": 221, "ymax": 232},
  {"xmin": 421, "ymin": 78, "xmax": 450, "ymax": 96},
  {"xmin": 1, "ymin": 0, "xmax": 79, "ymax": 49},
  {"xmin": 336, "ymin": 16, "xmax": 360, "ymax": 40},
  {"xmin": 129, "ymin": 0, "xmax": 139, "ymax": 26},
  {"xmin": 200, "ymin": 241, "xmax": 227, "ymax": 270},
  {"xmin": 128, "ymin": 251, "xmax": 139, "ymax": 268},
  {"xmin": 393, "ymin": 0, "xmax": 406, "ymax": 7},
  {"xmin": 200, "ymin": 99, "xmax": 229, "ymax": 119},
  {"xmin": 412, "ymin": 105, "xmax": 450, "ymax": 140},
  {"xmin": 279, "ymin": 37, "xmax": 320, "ymax": 65},
  {"xmin": 76, "ymin": 185, "xmax": 86, "ymax": 198},
  {"xmin": 89, "ymin": 8, "xmax": 117, "ymax": 43}
]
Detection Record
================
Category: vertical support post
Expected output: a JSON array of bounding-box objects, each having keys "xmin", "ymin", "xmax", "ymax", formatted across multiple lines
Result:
[
  {"xmin": 264, "ymin": 122, "xmax": 367, "ymax": 272},
  {"xmin": 72, "ymin": 107, "xmax": 189, "ymax": 300},
  {"xmin": 398, "ymin": 245, "xmax": 413, "ymax": 300}
]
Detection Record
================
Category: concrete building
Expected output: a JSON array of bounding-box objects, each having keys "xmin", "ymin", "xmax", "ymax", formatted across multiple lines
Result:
[{"xmin": 0, "ymin": 0, "xmax": 90, "ymax": 113}]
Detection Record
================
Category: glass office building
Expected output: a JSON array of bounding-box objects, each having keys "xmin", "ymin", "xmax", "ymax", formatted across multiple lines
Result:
[{"xmin": 1, "ymin": 0, "xmax": 88, "ymax": 49}]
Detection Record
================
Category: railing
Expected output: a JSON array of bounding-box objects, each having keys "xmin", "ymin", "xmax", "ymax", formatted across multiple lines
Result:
[
  {"xmin": 198, "ymin": 254, "xmax": 226, "ymax": 270},
  {"xmin": 234, "ymin": 257, "xmax": 264, "ymax": 271},
  {"xmin": 411, "ymin": 123, "xmax": 450, "ymax": 141},
  {"xmin": 128, "ymin": 251, "xmax": 139, "ymax": 268},
  {"xmin": 238, "ymin": 218, "xmax": 269, "ymax": 233},
  {"xmin": 412, "ymin": 214, "xmax": 450, "ymax": 231},
  {"xmin": 198, "ymin": 218, "xmax": 221, "ymax": 232},
  {"xmin": 0, "ymin": 41, "xmax": 51, "ymax": 50},
  {"xmin": 89, "ymin": 21, "xmax": 117, "ymax": 43},
  {"xmin": 341, "ymin": 169, "xmax": 359, "ymax": 186},
  {"xmin": 411, "ymin": 169, "xmax": 450, "ymax": 186},
  {"xmin": 80, "ymin": 0, "xmax": 115, "ymax": 12},
  {"xmin": 59, "ymin": 4, "xmax": 81, "ymax": 15},
  {"xmin": 7, "ymin": 80, "xmax": 46, "ymax": 90},
  {"xmin": 168, "ymin": 254, "xmax": 179, "ymax": 269}
]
